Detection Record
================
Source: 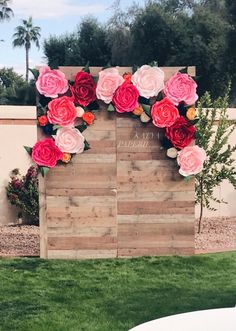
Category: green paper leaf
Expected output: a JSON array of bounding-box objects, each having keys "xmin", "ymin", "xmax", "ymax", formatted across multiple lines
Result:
[
  {"xmin": 76, "ymin": 124, "xmax": 87, "ymax": 133},
  {"xmin": 53, "ymin": 125, "xmax": 61, "ymax": 131},
  {"xmin": 82, "ymin": 62, "xmax": 90, "ymax": 73},
  {"xmin": 189, "ymin": 118, "xmax": 200, "ymax": 125},
  {"xmin": 102, "ymin": 62, "xmax": 112, "ymax": 70},
  {"xmin": 107, "ymin": 103, "xmax": 115, "ymax": 112},
  {"xmin": 29, "ymin": 68, "xmax": 39, "ymax": 80},
  {"xmin": 149, "ymin": 60, "xmax": 158, "ymax": 67},
  {"xmin": 132, "ymin": 64, "xmax": 139, "ymax": 74},
  {"xmin": 141, "ymin": 104, "xmax": 151, "ymax": 117},
  {"xmin": 184, "ymin": 175, "xmax": 192, "ymax": 182},
  {"xmin": 84, "ymin": 140, "xmax": 90, "ymax": 151},
  {"xmin": 179, "ymin": 67, "xmax": 188, "ymax": 74},
  {"xmin": 24, "ymin": 146, "xmax": 32, "ymax": 155},
  {"xmin": 39, "ymin": 166, "xmax": 50, "ymax": 177},
  {"xmin": 93, "ymin": 76, "xmax": 99, "ymax": 83}
]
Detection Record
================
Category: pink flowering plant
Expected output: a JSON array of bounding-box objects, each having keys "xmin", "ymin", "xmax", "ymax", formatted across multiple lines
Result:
[
  {"xmin": 6, "ymin": 167, "xmax": 39, "ymax": 225},
  {"xmin": 25, "ymin": 63, "xmax": 206, "ymax": 178}
]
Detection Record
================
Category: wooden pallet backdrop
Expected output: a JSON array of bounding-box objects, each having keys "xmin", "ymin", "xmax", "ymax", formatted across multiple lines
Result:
[{"xmin": 39, "ymin": 66, "xmax": 196, "ymax": 259}]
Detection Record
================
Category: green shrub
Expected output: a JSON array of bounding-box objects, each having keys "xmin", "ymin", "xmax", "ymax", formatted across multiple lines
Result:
[{"xmin": 6, "ymin": 166, "xmax": 39, "ymax": 225}]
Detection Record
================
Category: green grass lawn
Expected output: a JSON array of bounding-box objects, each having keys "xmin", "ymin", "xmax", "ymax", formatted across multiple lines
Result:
[{"xmin": 0, "ymin": 253, "xmax": 236, "ymax": 331}]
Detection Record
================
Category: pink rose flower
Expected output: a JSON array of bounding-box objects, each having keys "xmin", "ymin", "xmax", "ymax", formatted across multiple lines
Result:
[
  {"xmin": 36, "ymin": 66, "xmax": 68, "ymax": 98},
  {"xmin": 96, "ymin": 68, "xmax": 124, "ymax": 103},
  {"xmin": 131, "ymin": 65, "xmax": 165, "ymax": 98},
  {"xmin": 54, "ymin": 127, "xmax": 85, "ymax": 154},
  {"xmin": 47, "ymin": 96, "xmax": 77, "ymax": 127},
  {"xmin": 164, "ymin": 72, "xmax": 198, "ymax": 106},
  {"xmin": 151, "ymin": 97, "xmax": 180, "ymax": 128},
  {"xmin": 32, "ymin": 138, "xmax": 63, "ymax": 168},
  {"xmin": 112, "ymin": 82, "xmax": 139, "ymax": 113},
  {"xmin": 177, "ymin": 145, "xmax": 207, "ymax": 177}
]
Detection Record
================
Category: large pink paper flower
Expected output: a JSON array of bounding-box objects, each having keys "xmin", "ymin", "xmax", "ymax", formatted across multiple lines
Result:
[
  {"xmin": 36, "ymin": 66, "xmax": 68, "ymax": 98},
  {"xmin": 112, "ymin": 81, "xmax": 139, "ymax": 113},
  {"xmin": 131, "ymin": 65, "xmax": 165, "ymax": 98},
  {"xmin": 164, "ymin": 72, "xmax": 198, "ymax": 106},
  {"xmin": 177, "ymin": 145, "xmax": 207, "ymax": 177},
  {"xmin": 32, "ymin": 138, "xmax": 63, "ymax": 168},
  {"xmin": 96, "ymin": 67, "xmax": 124, "ymax": 104},
  {"xmin": 47, "ymin": 96, "xmax": 77, "ymax": 127},
  {"xmin": 151, "ymin": 97, "xmax": 180, "ymax": 128},
  {"xmin": 54, "ymin": 127, "xmax": 85, "ymax": 154}
]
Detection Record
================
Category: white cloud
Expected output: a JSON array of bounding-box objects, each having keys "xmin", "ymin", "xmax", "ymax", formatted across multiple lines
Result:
[{"xmin": 12, "ymin": 0, "xmax": 106, "ymax": 19}]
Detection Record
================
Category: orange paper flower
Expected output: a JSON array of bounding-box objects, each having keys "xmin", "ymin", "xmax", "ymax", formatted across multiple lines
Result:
[
  {"xmin": 61, "ymin": 153, "xmax": 71, "ymax": 163},
  {"xmin": 82, "ymin": 112, "xmax": 95, "ymax": 125},
  {"xmin": 186, "ymin": 107, "xmax": 197, "ymax": 120},
  {"xmin": 133, "ymin": 105, "xmax": 144, "ymax": 116}
]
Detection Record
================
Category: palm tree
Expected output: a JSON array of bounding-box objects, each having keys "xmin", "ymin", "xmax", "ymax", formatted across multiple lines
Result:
[
  {"xmin": 0, "ymin": 0, "xmax": 13, "ymax": 21},
  {"xmin": 12, "ymin": 17, "xmax": 41, "ymax": 82}
]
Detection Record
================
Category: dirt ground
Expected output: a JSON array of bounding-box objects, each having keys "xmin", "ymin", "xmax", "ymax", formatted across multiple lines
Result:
[{"xmin": 0, "ymin": 218, "xmax": 235, "ymax": 257}]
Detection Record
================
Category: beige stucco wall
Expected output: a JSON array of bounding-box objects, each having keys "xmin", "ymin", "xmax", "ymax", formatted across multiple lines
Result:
[
  {"xmin": 0, "ymin": 106, "xmax": 37, "ymax": 225},
  {"xmin": 0, "ymin": 106, "xmax": 235, "ymax": 225}
]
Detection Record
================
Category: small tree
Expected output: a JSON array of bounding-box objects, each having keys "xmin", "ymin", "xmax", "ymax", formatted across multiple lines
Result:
[{"xmin": 195, "ymin": 89, "xmax": 236, "ymax": 233}]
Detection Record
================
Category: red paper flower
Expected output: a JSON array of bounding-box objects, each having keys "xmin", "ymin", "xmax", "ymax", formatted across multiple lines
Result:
[
  {"xmin": 151, "ymin": 97, "xmax": 180, "ymax": 128},
  {"xmin": 72, "ymin": 71, "xmax": 96, "ymax": 107},
  {"xmin": 47, "ymin": 96, "xmax": 77, "ymax": 127},
  {"xmin": 165, "ymin": 116, "xmax": 196, "ymax": 149},
  {"xmin": 32, "ymin": 138, "xmax": 63, "ymax": 168},
  {"xmin": 112, "ymin": 81, "xmax": 139, "ymax": 113},
  {"xmin": 82, "ymin": 112, "xmax": 95, "ymax": 125}
]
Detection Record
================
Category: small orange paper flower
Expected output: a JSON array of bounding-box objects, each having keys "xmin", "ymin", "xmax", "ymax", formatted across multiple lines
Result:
[
  {"xmin": 61, "ymin": 153, "xmax": 71, "ymax": 163},
  {"xmin": 133, "ymin": 105, "xmax": 144, "ymax": 116},
  {"xmin": 186, "ymin": 107, "xmax": 197, "ymax": 120},
  {"xmin": 123, "ymin": 72, "xmax": 132, "ymax": 83},
  {"xmin": 38, "ymin": 115, "xmax": 49, "ymax": 126},
  {"xmin": 82, "ymin": 112, "xmax": 95, "ymax": 125}
]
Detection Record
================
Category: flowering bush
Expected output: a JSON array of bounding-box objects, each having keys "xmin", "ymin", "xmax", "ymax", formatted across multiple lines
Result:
[
  {"xmin": 6, "ymin": 166, "xmax": 39, "ymax": 225},
  {"xmin": 25, "ymin": 64, "xmax": 206, "ymax": 179}
]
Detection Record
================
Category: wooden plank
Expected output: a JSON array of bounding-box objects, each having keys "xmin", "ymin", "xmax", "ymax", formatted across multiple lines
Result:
[
  {"xmin": 58, "ymin": 66, "xmax": 196, "ymax": 80},
  {"xmin": 46, "ymin": 188, "xmax": 117, "ymax": 197},
  {"xmin": 118, "ymin": 247, "xmax": 194, "ymax": 257},
  {"xmin": 48, "ymin": 249, "xmax": 117, "ymax": 259},
  {"xmin": 117, "ymin": 191, "xmax": 194, "ymax": 202},
  {"xmin": 39, "ymin": 175, "xmax": 47, "ymax": 258},
  {"xmin": 117, "ymin": 214, "xmax": 194, "ymax": 224},
  {"xmin": 0, "ymin": 119, "xmax": 37, "ymax": 125},
  {"xmin": 48, "ymin": 237, "xmax": 117, "ymax": 250}
]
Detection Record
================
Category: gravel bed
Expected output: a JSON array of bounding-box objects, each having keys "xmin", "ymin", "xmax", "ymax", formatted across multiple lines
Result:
[
  {"xmin": 0, "ymin": 225, "xmax": 40, "ymax": 257},
  {"xmin": 0, "ymin": 218, "xmax": 235, "ymax": 257}
]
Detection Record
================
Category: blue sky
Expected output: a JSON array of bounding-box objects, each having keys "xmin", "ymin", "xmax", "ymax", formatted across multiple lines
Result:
[{"xmin": 0, "ymin": 0, "xmax": 145, "ymax": 76}]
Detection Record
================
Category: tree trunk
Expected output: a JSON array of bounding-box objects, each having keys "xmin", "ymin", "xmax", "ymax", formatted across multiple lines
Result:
[
  {"xmin": 25, "ymin": 45, "xmax": 29, "ymax": 82},
  {"xmin": 198, "ymin": 176, "xmax": 204, "ymax": 234}
]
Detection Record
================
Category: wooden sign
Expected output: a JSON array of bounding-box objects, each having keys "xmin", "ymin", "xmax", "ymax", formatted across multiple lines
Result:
[{"xmin": 39, "ymin": 66, "xmax": 195, "ymax": 259}]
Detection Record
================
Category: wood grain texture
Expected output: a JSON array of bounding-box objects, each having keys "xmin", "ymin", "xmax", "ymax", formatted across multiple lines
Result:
[{"xmin": 39, "ymin": 66, "xmax": 196, "ymax": 259}]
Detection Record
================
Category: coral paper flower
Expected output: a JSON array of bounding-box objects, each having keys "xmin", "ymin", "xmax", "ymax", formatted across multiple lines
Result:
[
  {"xmin": 82, "ymin": 112, "xmax": 95, "ymax": 125},
  {"xmin": 131, "ymin": 65, "xmax": 165, "ymax": 99},
  {"xmin": 72, "ymin": 71, "xmax": 96, "ymax": 107},
  {"xmin": 38, "ymin": 115, "xmax": 49, "ymax": 126},
  {"xmin": 47, "ymin": 96, "xmax": 77, "ymax": 127},
  {"xmin": 177, "ymin": 145, "xmax": 207, "ymax": 176},
  {"xmin": 165, "ymin": 116, "xmax": 196, "ymax": 149},
  {"xmin": 32, "ymin": 138, "xmax": 63, "ymax": 168},
  {"xmin": 151, "ymin": 97, "xmax": 180, "ymax": 128},
  {"xmin": 164, "ymin": 72, "xmax": 198, "ymax": 106},
  {"xmin": 36, "ymin": 66, "xmax": 68, "ymax": 98},
  {"xmin": 96, "ymin": 68, "xmax": 124, "ymax": 104},
  {"xmin": 54, "ymin": 127, "xmax": 85, "ymax": 154},
  {"xmin": 112, "ymin": 81, "xmax": 139, "ymax": 113}
]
